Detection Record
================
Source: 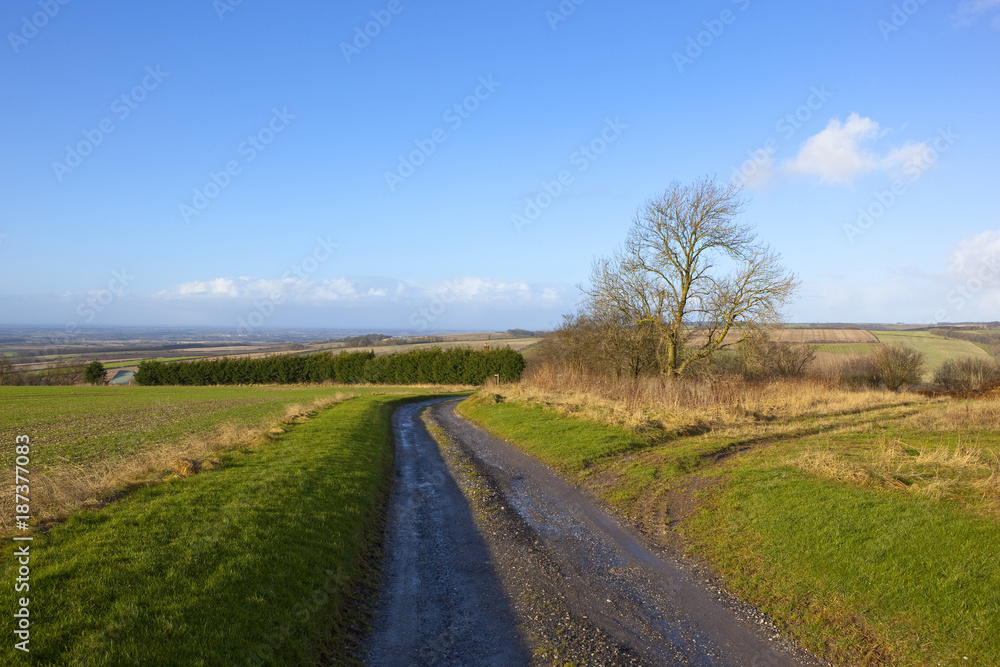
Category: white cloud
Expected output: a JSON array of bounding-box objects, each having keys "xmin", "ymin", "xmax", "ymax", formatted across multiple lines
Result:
[
  {"xmin": 155, "ymin": 277, "xmax": 365, "ymax": 303},
  {"xmin": 776, "ymin": 114, "xmax": 934, "ymax": 185},
  {"xmin": 945, "ymin": 231, "xmax": 1000, "ymax": 288},
  {"xmin": 421, "ymin": 277, "xmax": 561, "ymax": 305},
  {"xmin": 953, "ymin": 0, "xmax": 1000, "ymax": 28},
  {"xmin": 781, "ymin": 114, "xmax": 881, "ymax": 184},
  {"xmin": 153, "ymin": 275, "xmax": 562, "ymax": 308}
]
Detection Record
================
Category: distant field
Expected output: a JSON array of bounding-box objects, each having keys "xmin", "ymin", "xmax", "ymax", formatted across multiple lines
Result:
[
  {"xmin": 871, "ymin": 331, "xmax": 992, "ymax": 378},
  {"xmin": 811, "ymin": 343, "xmax": 880, "ymax": 355},
  {"xmin": 103, "ymin": 356, "xmax": 198, "ymax": 369},
  {"xmin": 317, "ymin": 337, "xmax": 541, "ymax": 357},
  {"xmin": 774, "ymin": 328, "xmax": 879, "ymax": 344}
]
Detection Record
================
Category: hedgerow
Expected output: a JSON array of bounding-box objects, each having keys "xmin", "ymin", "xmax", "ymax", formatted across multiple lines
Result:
[{"xmin": 135, "ymin": 348, "xmax": 525, "ymax": 386}]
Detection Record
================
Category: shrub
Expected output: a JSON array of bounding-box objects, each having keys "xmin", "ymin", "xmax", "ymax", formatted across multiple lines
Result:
[
  {"xmin": 737, "ymin": 330, "xmax": 815, "ymax": 380},
  {"xmin": 83, "ymin": 360, "xmax": 106, "ymax": 385},
  {"xmin": 872, "ymin": 344, "xmax": 925, "ymax": 391},
  {"xmin": 933, "ymin": 357, "xmax": 1000, "ymax": 392},
  {"xmin": 838, "ymin": 356, "xmax": 883, "ymax": 390}
]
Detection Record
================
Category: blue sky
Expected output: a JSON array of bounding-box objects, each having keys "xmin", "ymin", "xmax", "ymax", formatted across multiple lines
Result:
[{"xmin": 1, "ymin": 0, "xmax": 999, "ymax": 334}]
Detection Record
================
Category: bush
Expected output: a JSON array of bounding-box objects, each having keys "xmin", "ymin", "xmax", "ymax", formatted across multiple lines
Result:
[
  {"xmin": 838, "ymin": 356, "xmax": 883, "ymax": 390},
  {"xmin": 83, "ymin": 360, "xmax": 105, "ymax": 385},
  {"xmin": 872, "ymin": 344, "xmax": 925, "ymax": 391},
  {"xmin": 933, "ymin": 357, "xmax": 1000, "ymax": 392},
  {"xmin": 737, "ymin": 330, "xmax": 815, "ymax": 380}
]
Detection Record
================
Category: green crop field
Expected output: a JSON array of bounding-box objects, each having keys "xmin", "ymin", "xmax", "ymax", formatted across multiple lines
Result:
[
  {"xmin": 0, "ymin": 385, "xmax": 360, "ymax": 471},
  {"xmin": 870, "ymin": 331, "xmax": 993, "ymax": 378},
  {"xmin": 0, "ymin": 392, "xmax": 445, "ymax": 664},
  {"xmin": 0, "ymin": 384, "xmax": 464, "ymax": 534},
  {"xmin": 0, "ymin": 386, "xmax": 467, "ymax": 663}
]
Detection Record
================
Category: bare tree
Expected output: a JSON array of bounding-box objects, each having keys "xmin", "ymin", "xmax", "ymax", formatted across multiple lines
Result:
[{"xmin": 583, "ymin": 176, "xmax": 799, "ymax": 377}]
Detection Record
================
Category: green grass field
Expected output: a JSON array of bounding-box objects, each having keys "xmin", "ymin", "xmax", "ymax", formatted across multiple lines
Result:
[
  {"xmin": 458, "ymin": 393, "xmax": 1000, "ymax": 666},
  {"xmin": 0, "ymin": 392, "xmax": 444, "ymax": 665},
  {"xmin": 0, "ymin": 385, "xmax": 363, "ymax": 471},
  {"xmin": 871, "ymin": 331, "xmax": 992, "ymax": 378}
]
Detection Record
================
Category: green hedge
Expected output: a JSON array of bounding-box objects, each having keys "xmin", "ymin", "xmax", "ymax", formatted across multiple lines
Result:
[{"xmin": 135, "ymin": 348, "xmax": 525, "ymax": 386}]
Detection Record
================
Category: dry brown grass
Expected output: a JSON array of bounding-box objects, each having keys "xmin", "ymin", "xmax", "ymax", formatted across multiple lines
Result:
[
  {"xmin": 902, "ymin": 395, "xmax": 1000, "ymax": 431},
  {"xmin": 773, "ymin": 328, "xmax": 880, "ymax": 344},
  {"xmin": 5, "ymin": 394, "xmax": 349, "ymax": 535},
  {"xmin": 496, "ymin": 364, "xmax": 926, "ymax": 436},
  {"xmin": 792, "ymin": 436, "xmax": 1000, "ymax": 514}
]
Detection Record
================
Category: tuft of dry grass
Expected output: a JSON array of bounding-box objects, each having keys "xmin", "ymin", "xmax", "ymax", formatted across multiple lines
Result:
[
  {"xmin": 792, "ymin": 436, "xmax": 1000, "ymax": 515},
  {"xmin": 902, "ymin": 395, "xmax": 1000, "ymax": 431},
  {"xmin": 2, "ymin": 393, "xmax": 350, "ymax": 534}
]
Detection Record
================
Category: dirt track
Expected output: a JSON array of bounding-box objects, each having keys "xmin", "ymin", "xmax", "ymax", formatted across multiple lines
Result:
[{"xmin": 367, "ymin": 398, "xmax": 820, "ymax": 666}]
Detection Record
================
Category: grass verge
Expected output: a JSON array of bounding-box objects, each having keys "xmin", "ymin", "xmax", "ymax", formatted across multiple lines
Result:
[
  {"xmin": 689, "ymin": 466, "xmax": 1000, "ymax": 666},
  {"xmin": 1, "ymin": 394, "xmax": 423, "ymax": 665},
  {"xmin": 457, "ymin": 391, "xmax": 1000, "ymax": 665}
]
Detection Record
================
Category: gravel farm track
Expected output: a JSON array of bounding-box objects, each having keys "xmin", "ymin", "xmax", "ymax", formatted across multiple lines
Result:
[{"xmin": 366, "ymin": 398, "xmax": 826, "ymax": 667}]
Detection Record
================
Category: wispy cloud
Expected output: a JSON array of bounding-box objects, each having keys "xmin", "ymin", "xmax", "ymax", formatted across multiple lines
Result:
[
  {"xmin": 153, "ymin": 275, "xmax": 560, "ymax": 307},
  {"xmin": 953, "ymin": 0, "xmax": 1000, "ymax": 28},
  {"xmin": 946, "ymin": 230, "xmax": 1000, "ymax": 288}
]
